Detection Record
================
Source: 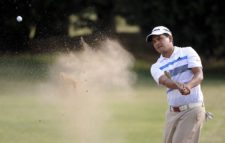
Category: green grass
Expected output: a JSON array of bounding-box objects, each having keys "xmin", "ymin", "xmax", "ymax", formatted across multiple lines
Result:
[
  {"xmin": 105, "ymin": 87, "xmax": 167, "ymax": 143},
  {"xmin": 1, "ymin": 83, "xmax": 224, "ymax": 143},
  {"xmin": 0, "ymin": 55, "xmax": 225, "ymax": 143},
  {"xmin": 0, "ymin": 95, "xmax": 65, "ymax": 143}
]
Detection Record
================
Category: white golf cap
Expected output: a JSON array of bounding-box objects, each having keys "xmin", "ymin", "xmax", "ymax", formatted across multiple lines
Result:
[{"xmin": 146, "ymin": 26, "xmax": 172, "ymax": 42}]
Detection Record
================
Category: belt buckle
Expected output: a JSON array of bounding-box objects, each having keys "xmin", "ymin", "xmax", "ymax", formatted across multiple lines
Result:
[
  {"xmin": 179, "ymin": 105, "xmax": 188, "ymax": 111},
  {"xmin": 170, "ymin": 105, "xmax": 188, "ymax": 112}
]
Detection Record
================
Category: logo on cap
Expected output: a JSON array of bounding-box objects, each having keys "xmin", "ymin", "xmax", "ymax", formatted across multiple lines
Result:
[{"xmin": 146, "ymin": 26, "xmax": 172, "ymax": 42}]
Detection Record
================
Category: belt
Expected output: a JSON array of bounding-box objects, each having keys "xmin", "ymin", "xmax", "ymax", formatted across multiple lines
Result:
[{"xmin": 170, "ymin": 102, "xmax": 204, "ymax": 112}]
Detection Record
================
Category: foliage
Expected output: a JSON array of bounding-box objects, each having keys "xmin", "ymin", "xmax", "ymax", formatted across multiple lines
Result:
[{"xmin": 0, "ymin": 0, "xmax": 225, "ymax": 59}]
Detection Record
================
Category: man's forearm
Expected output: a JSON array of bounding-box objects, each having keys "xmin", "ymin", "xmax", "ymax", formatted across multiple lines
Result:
[
  {"xmin": 187, "ymin": 67, "xmax": 204, "ymax": 89},
  {"xmin": 159, "ymin": 75, "xmax": 191, "ymax": 95},
  {"xmin": 159, "ymin": 75, "xmax": 180, "ymax": 89},
  {"xmin": 187, "ymin": 72, "xmax": 203, "ymax": 89}
]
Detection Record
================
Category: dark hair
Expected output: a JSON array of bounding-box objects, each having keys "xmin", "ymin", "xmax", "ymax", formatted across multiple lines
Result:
[
  {"xmin": 148, "ymin": 33, "xmax": 170, "ymax": 43},
  {"xmin": 163, "ymin": 33, "xmax": 170, "ymax": 37}
]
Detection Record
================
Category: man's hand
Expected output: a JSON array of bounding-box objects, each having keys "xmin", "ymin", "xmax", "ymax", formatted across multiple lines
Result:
[
  {"xmin": 176, "ymin": 83, "xmax": 191, "ymax": 95},
  {"xmin": 159, "ymin": 75, "xmax": 191, "ymax": 96}
]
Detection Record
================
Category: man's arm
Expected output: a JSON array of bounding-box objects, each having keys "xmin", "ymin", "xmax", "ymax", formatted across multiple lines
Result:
[
  {"xmin": 159, "ymin": 73, "xmax": 191, "ymax": 95},
  {"xmin": 159, "ymin": 67, "xmax": 203, "ymax": 95},
  {"xmin": 159, "ymin": 75, "xmax": 180, "ymax": 89},
  {"xmin": 185, "ymin": 67, "xmax": 204, "ymax": 90}
]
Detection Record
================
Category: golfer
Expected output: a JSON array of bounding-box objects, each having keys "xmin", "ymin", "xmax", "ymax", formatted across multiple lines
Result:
[{"xmin": 146, "ymin": 26, "xmax": 206, "ymax": 143}]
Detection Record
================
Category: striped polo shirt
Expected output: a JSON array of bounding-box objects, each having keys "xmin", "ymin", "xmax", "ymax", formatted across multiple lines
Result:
[{"xmin": 151, "ymin": 46, "xmax": 204, "ymax": 106}]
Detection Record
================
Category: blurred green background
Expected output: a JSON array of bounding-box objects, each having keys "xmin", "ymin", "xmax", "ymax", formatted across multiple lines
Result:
[{"xmin": 1, "ymin": 1, "xmax": 225, "ymax": 143}]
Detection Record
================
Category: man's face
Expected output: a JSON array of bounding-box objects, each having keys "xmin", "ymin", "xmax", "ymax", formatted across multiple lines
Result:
[{"xmin": 151, "ymin": 34, "xmax": 173, "ymax": 54}]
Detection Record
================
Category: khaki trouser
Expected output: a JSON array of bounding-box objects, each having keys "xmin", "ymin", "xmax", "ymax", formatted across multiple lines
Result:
[{"xmin": 164, "ymin": 106, "xmax": 205, "ymax": 143}]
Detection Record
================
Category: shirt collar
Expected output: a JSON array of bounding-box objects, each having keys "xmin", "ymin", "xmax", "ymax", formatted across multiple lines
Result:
[
  {"xmin": 158, "ymin": 46, "xmax": 178, "ymax": 62},
  {"xmin": 160, "ymin": 46, "xmax": 178, "ymax": 59}
]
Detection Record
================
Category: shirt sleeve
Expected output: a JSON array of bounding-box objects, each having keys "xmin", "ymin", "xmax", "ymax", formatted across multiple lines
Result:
[
  {"xmin": 150, "ymin": 64, "xmax": 164, "ymax": 85},
  {"xmin": 186, "ymin": 47, "xmax": 202, "ymax": 68}
]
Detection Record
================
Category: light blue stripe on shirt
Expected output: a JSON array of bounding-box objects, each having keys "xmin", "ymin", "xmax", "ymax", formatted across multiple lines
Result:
[
  {"xmin": 166, "ymin": 64, "xmax": 190, "ymax": 93},
  {"xmin": 160, "ymin": 56, "xmax": 188, "ymax": 70},
  {"xmin": 169, "ymin": 64, "xmax": 189, "ymax": 77}
]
